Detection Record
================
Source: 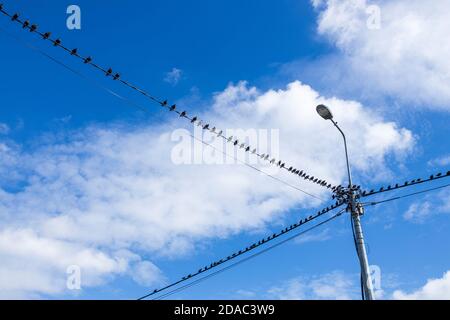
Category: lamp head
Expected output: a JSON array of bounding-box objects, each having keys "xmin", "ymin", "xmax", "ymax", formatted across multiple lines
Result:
[{"xmin": 316, "ymin": 104, "xmax": 333, "ymax": 120}]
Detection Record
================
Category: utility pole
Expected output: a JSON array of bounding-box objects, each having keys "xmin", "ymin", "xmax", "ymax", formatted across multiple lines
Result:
[{"xmin": 316, "ymin": 104, "xmax": 375, "ymax": 300}]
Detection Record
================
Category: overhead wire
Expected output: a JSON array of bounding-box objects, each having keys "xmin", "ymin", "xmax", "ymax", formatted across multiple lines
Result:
[
  {"xmin": 137, "ymin": 203, "xmax": 345, "ymax": 300},
  {"xmin": 362, "ymin": 182, "xmax": 450, "ymax": 207},
  {"xmin": 0, "ymin": 24, "xmax": 325, "ymax": 202},
  {"xmin": 360, "ymin": 170, "xmax": 450, "ymax": 198},
  {"xmin": 141, "ymin": 208, "xmax": 346, "ymax": 300},
  {"xmin": 0, "ymin": 3, "xmax": 335, "ymax": 191}
]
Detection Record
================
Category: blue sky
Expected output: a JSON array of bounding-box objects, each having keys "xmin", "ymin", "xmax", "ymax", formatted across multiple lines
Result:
[{"xmin": 0, "ymin": 0, "xmax": 449, "ymax": 299}]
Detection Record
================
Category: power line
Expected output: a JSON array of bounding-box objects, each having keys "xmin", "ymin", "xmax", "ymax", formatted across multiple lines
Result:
[
  {"xmin": 0, "ymin": 4, "xmax": 336, "ymax": 191},
  {"xmin": 0, "ymin": 25, "xmax": 325, "ymax": 202},
  {"xmin": 137, "ymin": 203, "xmax": 344, "ymax": 300},
  {"xmin": 359, "ymin": 170, "xmax": 450, "ymax": 198},
  {"xmin": 362, "ymin": 182, "xmax": 450, "ymax": 207},
  {"xmin": 141, "ymin": 208, "xmax": 346, "ymax": 300}
]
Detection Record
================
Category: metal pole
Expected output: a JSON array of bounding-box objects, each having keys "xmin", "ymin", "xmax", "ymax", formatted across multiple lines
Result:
[
  {"xmin": 352, "ymin": 204, "xmax": 375, "ymax": 300},
  {"xmin": 331, "ymin": 119, "xmax": 375, "ymax": 300},
  {"xmin": 331, "ymin": 120, "xmax": 353, "ymax": 186}
]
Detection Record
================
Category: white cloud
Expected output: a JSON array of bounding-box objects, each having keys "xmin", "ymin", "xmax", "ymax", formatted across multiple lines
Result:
[
  {"xmin": 267, "ymin": 271, "xmax": 357, "ymax": 300},
  {"xmin": 0, "ymin": 123, "xmax": 9, "ymax": 135},
  {"xmin": 311, "ymin": 0, "xmax": 450, "ymax": 110},
  {"xmin": 428, "ymin": 155, "xmax": 450, "ymax": 167},
  {"xmin": 403, "ymin": 189, "xmax": 450, "ymax": 223},
  {"xmin": 403, "ymin": 202, "xmax": 432, "ymax": 223},
  {"xmin": 131, "ymin": 261, "xmax": 165, "ymax": 287},
  {"xmin": 164, "ymin": 68, "xmax": 183, "ymax": 85},
  {"xmin": 294, "ymin": 228, "xmax": 331, "ymax": 244},
  {"xmin": 393, "ymin": 271, "xmax": 450, "ymax": 300},
  {"xmin": 0, "ymin": 228, "xmax": 129, "ymax": 299},
  {"xmin": 0, "ymin": 80, "xmax": 414, "ymax": 298}
]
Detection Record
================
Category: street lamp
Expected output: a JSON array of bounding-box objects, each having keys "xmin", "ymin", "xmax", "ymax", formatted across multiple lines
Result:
[{"xmin": 316, "ymin": 104, "xmax": 375, "ymax": 300}]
